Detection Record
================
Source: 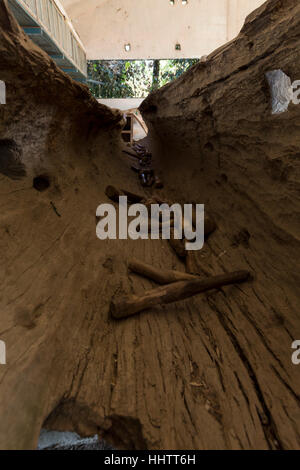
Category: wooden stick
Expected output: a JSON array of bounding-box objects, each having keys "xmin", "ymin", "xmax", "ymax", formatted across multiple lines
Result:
[
  {"xmin": 105, "ymin": 185, "xmax": 144, "ymax": 203},
  {"xmin": 155, "ymin": 216, "xmax": 215, "ymax": 236},
  {"xmin": 128, "ymin": 259, "xmax": 200, "ymax": 284},
  {"xmin": 105, "ymin": 185, "xmax": 122, "ymax": 202},
  {"xmin": 204, "ymin": 217, "xmax": 217, "ymax": 237},
  {"xmin": 110, "ymin": 270, "xmax": 251, "ymax": 319},
  {"xmin": 121, "ymin": 189, "xmax": 145, "ymax": 203},
  {"xmin": 148, "ymin": 218, "xmax": 215, "ymax": 240},
  {"xmin": 168, "ymin": 232, "xmax": 187, "ymax": 259},
  {"xmin": 167, "ymin": 213, "xmax": 216, "ymax": 259},
  {"xmin": 191, "ymin": 208, "xmax": 217, "ymax": 237},
  {"xmin": 147, "ymin": 220, "xmax": 181, "ymax": 233},
  {"xmin": 105, "ymin": 188, "xmax": 216, "ymax": 238},
  {"xmin": 122, "ymin": 149, "xmax": 139, "ymax": 159}
]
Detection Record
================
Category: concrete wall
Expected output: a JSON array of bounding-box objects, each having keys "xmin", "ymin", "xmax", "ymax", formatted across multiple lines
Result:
[{"xmin": 61, "ymin": 0, "xmax": 266, "ymax": 60}]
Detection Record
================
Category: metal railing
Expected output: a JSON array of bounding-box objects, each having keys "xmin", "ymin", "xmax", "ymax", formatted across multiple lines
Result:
[{"xmin": 10, "ymin": 0, "xmax": 87, "ymax": 77}]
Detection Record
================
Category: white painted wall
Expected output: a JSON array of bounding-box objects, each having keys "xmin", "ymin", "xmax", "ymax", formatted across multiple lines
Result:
[
  {"xmin": 61, "ymin": 0, "xmax": 265, "ymax": 60},
  {"xmin": 98, "ymin": 98, "xmax": 144, "ymax": 110},
  {"xmin": 227, "ymin": 0, "xmax": 265, "ymax": 41}
]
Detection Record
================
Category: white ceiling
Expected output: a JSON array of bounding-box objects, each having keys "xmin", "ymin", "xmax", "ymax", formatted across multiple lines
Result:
[{"xmin": 60, "ymin": 0, "xmax": 265, "ymax": 60}]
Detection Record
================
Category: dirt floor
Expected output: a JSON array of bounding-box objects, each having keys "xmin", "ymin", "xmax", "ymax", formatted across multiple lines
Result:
[{"xmin": 0, "ymin": 0, "xmax": 299, "ymax": 450}]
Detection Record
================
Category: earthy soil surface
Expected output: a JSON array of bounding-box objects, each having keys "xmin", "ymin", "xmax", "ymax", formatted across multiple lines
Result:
[{"xmin": 0, "ymin": 0, "xmax": 299, "ymax": 450}]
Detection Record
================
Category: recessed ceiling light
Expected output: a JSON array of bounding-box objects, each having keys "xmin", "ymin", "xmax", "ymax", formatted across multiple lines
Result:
[{"xmin": 124, "ymin": 44, "xmax": 131, "ymax": 52}]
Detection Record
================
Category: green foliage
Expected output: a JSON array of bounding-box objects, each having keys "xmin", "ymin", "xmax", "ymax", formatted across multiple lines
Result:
[
  {"xmin": 87, "ymin": 59, "xmax": 199, "ymax": 99},
  {"xmin": 87, "ymin": 61, "xmax": 132, "ymax": 98},
  {"xmin": 159, "ymin": 59, "xmax": 199, "ymax": 86}
]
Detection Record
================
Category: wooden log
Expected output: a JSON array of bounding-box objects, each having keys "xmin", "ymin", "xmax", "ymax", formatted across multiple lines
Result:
[
  {"xmin": 146, "ymin": 204, "xmax": 216, "ymax": 238},
  {"xmin": 143, "ymin": 196, "xmax": 166, "ymax": 208},
  {"xmin": 122, "ymin": 149, "xmax": 140, "ymax": 159},
  {"xmin": 148, "ymin": 217, "xmax": 215, "ymax": 239},
  {"xmin": 168, "ymin": 234, "xmax": 187, "ymax": 259},
  {"xmin": 104, "ymin": 188, "xmax": 215, "ymax": 261},
  {"xmin": 121, "ymin": 188, "xmax": 145, "ymax": 203},
  {"xmin": 136, "ymin": 196, "xmax": 216, "ymax": 239},
  {"xmin": 110, "ymin": 270, "xmax": 251, "ymax": 319},
  {"xmin": 147, "ymin": 220, "xmax": 179, "ymax": 233},
  {"xmin": 128, "ymin": 259, "xmax": 200, "ymax": 284},
  {"xmin": 191, "ymin": 207, "xmax": 217, "ymax": 237},
  {"xmin": 105, "ymin": 185, "xmax": 122, "ymax": 202},
  {"xmin": 105, "ymin": 185, "xmax": 144, "ymax": 203},
  {"xmin": 203, "ymin": 216, "xmax": 217, "ymax": 237}
]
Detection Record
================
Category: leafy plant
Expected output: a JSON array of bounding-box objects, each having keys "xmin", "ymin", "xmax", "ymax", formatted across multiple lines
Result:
[{"xmin": 87, "ymin": 59, "xmax": 199, "ymax": 98}]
